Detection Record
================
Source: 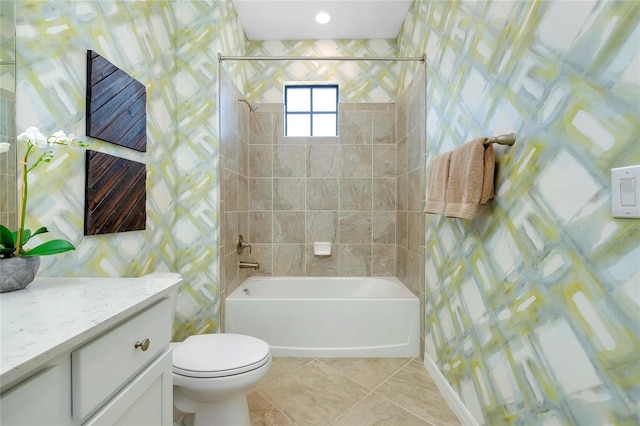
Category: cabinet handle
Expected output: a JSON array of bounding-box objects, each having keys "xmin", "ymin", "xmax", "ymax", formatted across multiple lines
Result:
[{"xmin": 135, "ymin": 338, "xmax": 151, "ymax": 351}]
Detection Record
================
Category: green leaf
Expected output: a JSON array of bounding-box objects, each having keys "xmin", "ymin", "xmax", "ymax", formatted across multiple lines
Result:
[
  {"xmin": 22, "ymin": 239, "xmax": 76, "ymax": 257},
  {"xmin": 0, "ymin": 225, "xmax": 15, "ymax": 249},
  {"xmin": 0, "ymin": 247, "xmax": 15, "ymax": 257},
  {"xmin": 20, "ymin": 229, "xmax": 32, "ymax": 246},
  {"xmin": 31, "ymin": 227, "xmax": 49, "ymax": 237}
]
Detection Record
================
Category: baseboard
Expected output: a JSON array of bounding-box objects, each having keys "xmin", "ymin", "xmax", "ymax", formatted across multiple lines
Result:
[{"xmin": 423, "ymin": 353, "xmax": 478, "ymax": 426}]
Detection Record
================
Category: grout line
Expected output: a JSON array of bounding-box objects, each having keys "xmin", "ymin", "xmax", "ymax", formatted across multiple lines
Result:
[{"xmin": 255, "ymin": 388, "xmax": 296, "ymax": 425}]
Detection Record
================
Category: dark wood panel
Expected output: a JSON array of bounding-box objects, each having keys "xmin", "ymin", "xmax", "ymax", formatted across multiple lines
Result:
[
  {"xmin": 84, "ymin": 150, "xmax": 146, "ymax": 235},
  {"xmin": 86, "ymin": 50, "xmax": 147, "ymax": 152}
]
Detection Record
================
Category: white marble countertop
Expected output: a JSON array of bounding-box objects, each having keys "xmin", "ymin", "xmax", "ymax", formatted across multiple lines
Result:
[{"xmin": 0, "ymin": 272, "xmax": 183, "ymax": 391}]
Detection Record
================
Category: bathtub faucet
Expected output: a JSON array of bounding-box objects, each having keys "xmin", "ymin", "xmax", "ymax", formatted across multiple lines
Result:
[
  {"xmin": 239, "ymin": 261, "xmax": 260, "ymax": 270},
  {"xmin": 237, "ymin": 234, "xmax": 252, "ymax": 254}
]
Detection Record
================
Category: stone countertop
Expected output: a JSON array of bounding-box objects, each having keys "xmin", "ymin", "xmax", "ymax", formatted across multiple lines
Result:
[{"xmin": 0, "ymin": 272, "xmax": 183, "ymax": 391}]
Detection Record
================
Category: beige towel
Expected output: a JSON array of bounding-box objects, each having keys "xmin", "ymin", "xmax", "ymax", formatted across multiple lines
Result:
[
  {"xmin": 424, "ymin": 151, "xmax": 453, "ymax": 215},
  {"xmin": 444, "ymin": 138, "xmax": 495, "ymax": 219}
]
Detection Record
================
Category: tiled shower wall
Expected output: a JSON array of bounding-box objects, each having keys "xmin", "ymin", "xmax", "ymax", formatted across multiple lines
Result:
[
  {"xmin": 395, "ymin": 74, "xmax": 426, "ymax": 354},
  {"xmin": 242, "ymin": 103, "xmax": 397, "ymax": 277},
  {"xmin": 220, "ymin": 65, "xmax": 251, "ymax": 324}
]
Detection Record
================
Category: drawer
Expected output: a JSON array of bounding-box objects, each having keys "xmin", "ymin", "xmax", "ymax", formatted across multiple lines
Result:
[{"xmin": 72, "ymin": 298, "xmax": 172, "ymax": 421}]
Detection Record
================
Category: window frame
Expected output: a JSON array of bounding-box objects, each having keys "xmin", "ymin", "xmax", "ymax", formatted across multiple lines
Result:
[{"xmin": 284, "ymin": 84, "xmax": 339, "ymax": 137}]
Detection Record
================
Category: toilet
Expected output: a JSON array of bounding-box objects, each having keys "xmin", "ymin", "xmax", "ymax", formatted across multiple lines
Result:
[{"xmin": 172, "ymin": 333, "xmax": 272, "ymax": 426}]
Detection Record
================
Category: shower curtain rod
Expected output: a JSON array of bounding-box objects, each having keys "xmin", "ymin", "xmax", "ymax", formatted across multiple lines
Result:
[{"xmin": 218, "ymin": 53, "xmax": 426, "ymax": 63}]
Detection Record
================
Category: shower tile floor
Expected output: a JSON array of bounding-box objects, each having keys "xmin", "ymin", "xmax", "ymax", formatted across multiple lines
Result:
[{"xmin": 248, "ymin": 357, "xmax": 462, "ymax": 426}]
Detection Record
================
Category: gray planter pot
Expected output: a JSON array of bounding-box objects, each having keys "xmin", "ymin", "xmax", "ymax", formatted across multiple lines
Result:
[{"xmin": 0, "ymin": 257, "xmax": 41, "ymax": 293}]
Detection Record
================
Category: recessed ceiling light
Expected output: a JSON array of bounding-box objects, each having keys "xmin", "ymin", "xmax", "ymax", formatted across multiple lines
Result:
[{"xmin": 315, "ymin": 12, "xmax": 331, "ymax": 24}]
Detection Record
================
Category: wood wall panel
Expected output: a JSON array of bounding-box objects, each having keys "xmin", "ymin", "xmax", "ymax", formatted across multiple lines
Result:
[
  {"xmin": 84, "ymin": 150, "xmax": 146, "ymax": 235},
  {"xmin": 86, "ymin": 50, "xmax": 147, "ymax": 152}
]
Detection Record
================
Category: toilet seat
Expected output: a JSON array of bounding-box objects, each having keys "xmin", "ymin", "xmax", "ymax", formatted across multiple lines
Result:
[{"xmin": 173, "ymin": 333, "xmax": 271, "ymax": 379}]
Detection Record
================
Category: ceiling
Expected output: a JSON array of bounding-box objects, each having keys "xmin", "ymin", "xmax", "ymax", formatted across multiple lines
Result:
[{"xmin": 231, "ymin": 0, "xmax": 413, "ymax": 41}]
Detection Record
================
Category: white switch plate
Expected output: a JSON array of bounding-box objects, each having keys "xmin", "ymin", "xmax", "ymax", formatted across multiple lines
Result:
[{"xmin": 612, "ymin": 165, "xmax": 640, "ymax": 218}]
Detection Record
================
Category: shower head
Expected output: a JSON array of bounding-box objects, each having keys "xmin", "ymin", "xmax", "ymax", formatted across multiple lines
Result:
[{"xmin": 238, "ymin": 99, "xmax": 258, "ymax": 112}]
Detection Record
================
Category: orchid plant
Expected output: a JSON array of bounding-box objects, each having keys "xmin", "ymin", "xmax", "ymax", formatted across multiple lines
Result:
[{"xmin": 0, "ymin": 127, "xmax": 88, "ymax": 259}]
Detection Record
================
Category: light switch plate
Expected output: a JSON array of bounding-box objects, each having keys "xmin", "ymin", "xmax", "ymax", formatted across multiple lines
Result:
[{"xmin": 612, "ymin": 165, "xmax": 640, "ymax": 218}]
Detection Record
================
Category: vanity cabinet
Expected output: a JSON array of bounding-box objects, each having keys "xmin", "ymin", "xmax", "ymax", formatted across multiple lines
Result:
[{"xmin": 0, "ymin": 274, "xmax": 182, "ymax": 426}]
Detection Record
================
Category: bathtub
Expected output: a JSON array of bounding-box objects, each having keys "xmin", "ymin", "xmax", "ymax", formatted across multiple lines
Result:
[{"xmin": 224, "ymin": 276, "xmax": 420, "ymax": 357}]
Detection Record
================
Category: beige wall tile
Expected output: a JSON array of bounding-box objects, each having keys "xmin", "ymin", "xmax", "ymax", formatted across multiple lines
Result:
[
  {"xmin": 397, "ymin": 174, "xmax": 408, "ymax": 211},
  {"xmin": 372, "ymin": 211, "xmax": 396, "ymax": 244},
  {"xmin": 274, "ymin": 178, "xmax": 305, "ymax": 210},
  {"xmin": 372, "ymin": 110, "xmax": 396, "ymax": 144},
  {"xmin": 250, "ymin": 211, "xmax": 272, "ymax": 243},
  {"xmin": 250, "ymin": 244, "xmax": 273, "ymax": 276},
  {"xmin": 238, "ymin": 139, "xmax": 249, "ymax": 177},
  {"xmin": 273, "ymin": 211, "xmax": 305, "ymax": 243},
  {"xmin": 407, "ymin": 123, "xmax": 424, "ymax": 172},
  {"xmin": 397, "ymin": 211, "xmax": 408, "ymax": 249},
  {"xmin": 224, "ymin": 211, "xmax": 238, "ymax": 256},
  {"xmin": 305, "ymin": 245, "xmax": 339, "ymax": 276},
  {"xmin": 223, "ymin": 251, "xmax": 238, "ymax": 293},
  {"xmin": 373, "ymin": 177, "xmax": 397, "ymax": 210},
  {"xmin": 274, "ymin": 145, "xmax": 306, "ymax": 177},
  {"xmin": 339, "ymin": 211, "xmax": 372, "ymax": 244},
  {"xmin": 339, "ymin": 244, "xmax": 372, "ymax": 276},
  {"xmin": 373, "ymin": 244, "xmax": 396, "ymax": 276},
  {"xmin": 274, "ymin": 244, "xmax": 305, "ymax": 276},
  {"xmin": 307, "ymin": 144, "xmax": 340, "ymax": 177},
  {"xmin": 222, "ymin": 130, "xmax": 238, "ymax": 173},
  {"xmin": 224, "ymin": 170, "xmax": 238, "ymax": 211},
  {"xmin": 250, "ymin": 177, "xmax": 273, "ymax": 210},
  {"xmin": 339, "ymin": 111, "xmax": 372, "ymax": 144},
  {"xmin": 407, "ymin": 212, "xmax": 422, "ymax": 254},
  {"xmin": 373, "ymin": 145, "xmax": 396, "ymax": 177},
  {"xmin": 307, "ymin": 136, "xmax": 339, "ymax": 145},
  {"xmin": 395, "ymin": 246, "xmax": 407, "ymax": 284},
  {"xmin": 306, "ymin": 211, "xmax": 338, "ymax": 243},
  {"xmin": 250, "ymin": 145, "xmax": 273, "ymax": 177},
  {"xmin": 238, "ymin": 174, "xmax": 249, "ymax": 211},
  {"xmin": 306, "ymin": 178, "xmax": 339, "ymax": 210},
  {"xmin": 339, "ymin": 178, "xmax": 372, "ymax": 210},
  {"xmin": 250, "ymin": 112, "xmax": 273, "ymax": 144},
  {"xmin": 408, "ymin": 168, "xmax": 424, "ymax": 212},
  {"xmin": 396, "ymin": 136, "xmax": 408, "ymax": 176},
  {"xmin": 340, "ymin": 145, "xmax": 372, "ymax": 177}
]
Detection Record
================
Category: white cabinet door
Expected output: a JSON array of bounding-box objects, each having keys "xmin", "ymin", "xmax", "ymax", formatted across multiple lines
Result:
[
  {"xmin": 84, "ymin": 349, "xmax": 172, "ymax": 426},
  {"xmin": 0, "ymin": 359, "xmax": 73, "ymax": 426}
]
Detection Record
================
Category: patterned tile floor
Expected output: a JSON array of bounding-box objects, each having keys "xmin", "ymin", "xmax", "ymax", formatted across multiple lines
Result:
[{"xmin": 248, "ymin": 358, "xmax": 462, "ymax": 426}]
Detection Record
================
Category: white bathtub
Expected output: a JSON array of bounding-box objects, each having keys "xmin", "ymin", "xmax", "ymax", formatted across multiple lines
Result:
[{"xmin": 224, "ymin": 276, "xmax": 420, "ymax": 357}]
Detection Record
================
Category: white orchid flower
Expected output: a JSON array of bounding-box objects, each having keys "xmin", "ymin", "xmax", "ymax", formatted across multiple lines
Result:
[
  {"xmin": 48, "ymin": 130, "xmax": 68, "ymax": 145},
  {"xmin": 18, "ymin": 126, "xmax": 47, "ymax": 148},
  {"xmin": 0, "ymin": 142, "xmax": 10, "ymax": 153}
]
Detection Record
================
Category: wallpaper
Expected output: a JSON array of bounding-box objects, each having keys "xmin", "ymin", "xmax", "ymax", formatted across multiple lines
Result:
[
  {"xmin": 171, "ymin": 0, "xmax": 246, "ymax": 340},
  {"xmin": 14, "ymin": 0, "xmax": 247, "ymax": 340},
  {"xmin": 15, "ymin": 0, "xmax": 178, "ymax": 278},
  {"xmin": 243, "ymin": 39, "xmax": 400, "ymax": 103},
  {"xmin": 398, "ymin": 1, "xmax": 640, "ymax": 424}
]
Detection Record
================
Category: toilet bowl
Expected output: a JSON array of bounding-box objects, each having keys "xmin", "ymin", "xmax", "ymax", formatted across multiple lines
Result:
[{"xmin": 172, "ymin": 333, "xmax": 271, "ymax": 426}]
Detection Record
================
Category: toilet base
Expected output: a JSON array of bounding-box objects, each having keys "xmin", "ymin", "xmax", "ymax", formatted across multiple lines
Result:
[{"xmin": 174, "ymin": 386, "xmax": 250, "ymax": 426}]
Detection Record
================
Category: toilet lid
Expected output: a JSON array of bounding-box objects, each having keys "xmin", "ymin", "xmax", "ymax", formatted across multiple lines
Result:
[{"xmin": 172, "ymin": 333, "xmax": 271, "ymax": 379}]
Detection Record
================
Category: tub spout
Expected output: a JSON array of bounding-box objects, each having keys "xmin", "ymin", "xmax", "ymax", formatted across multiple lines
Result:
[{"xmin": 239, "ymin": 261, "xmax": 260, "ymax": 270}]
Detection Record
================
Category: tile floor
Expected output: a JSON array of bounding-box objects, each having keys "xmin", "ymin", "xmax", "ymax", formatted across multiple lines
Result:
[{"xmin": 248, "ymin": 357, "xmax": 462, "ymax": 426}]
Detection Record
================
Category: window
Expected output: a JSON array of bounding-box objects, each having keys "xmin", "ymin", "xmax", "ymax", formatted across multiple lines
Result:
[{"xmin": 285, "ymin": 84, "xmax": 338, "ymax": 137}]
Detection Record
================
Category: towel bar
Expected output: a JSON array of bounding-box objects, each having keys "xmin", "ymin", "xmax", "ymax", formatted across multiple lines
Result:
[{"xmin": 484, "ymin": 133, "xmax": 516, "ymax": 146}]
